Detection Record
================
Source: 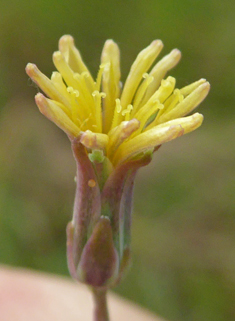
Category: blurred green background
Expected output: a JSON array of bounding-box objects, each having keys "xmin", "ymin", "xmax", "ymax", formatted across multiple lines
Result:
[{"xmin": 0, "ymin": 0, "xmax": 234, "ymax": 320}]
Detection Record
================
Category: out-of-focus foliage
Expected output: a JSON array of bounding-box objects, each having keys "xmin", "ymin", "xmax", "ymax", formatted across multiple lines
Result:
[{"xmin": 0, "ymin": 1, "xmax": 234, "ymax": 321}]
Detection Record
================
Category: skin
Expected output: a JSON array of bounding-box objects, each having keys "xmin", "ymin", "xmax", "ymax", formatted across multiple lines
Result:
[{"xmin": 0, "ymin": 266, "xmax": 164, "ymax": 321}]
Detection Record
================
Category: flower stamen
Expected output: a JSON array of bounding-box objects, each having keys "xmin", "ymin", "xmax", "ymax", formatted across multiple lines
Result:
[
  {"xmin": 92, "ymin": 90, "xmax": 106, "ymax": 133},
  {"xmin": 95, "ymin": 63, "xmax": 110, "ymax": 91},
  {"xmin": 111, "ymin": 98, "xmax": 123, "ymax": 129},
  {"xmin": 132, "ymin": 73, "xmax": 154, "ymax": 114},
  {"xmin": 121, "ymin": 104, "xmax": 133, "ymax": 121}
]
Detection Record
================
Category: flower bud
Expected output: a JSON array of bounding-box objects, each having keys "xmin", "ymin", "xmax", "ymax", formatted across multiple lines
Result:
[{"xmin": 77, "ymin": 216, "xmax": 119, "ymax": 287}]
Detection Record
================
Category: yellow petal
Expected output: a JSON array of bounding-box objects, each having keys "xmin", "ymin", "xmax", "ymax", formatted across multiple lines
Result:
[
  {"xmin": 59, "ymin": 35, "xmax": 95, "ymax": 92},
  {"xmin": 26, "ymin": 63, "xmax": 71, "ymax": 110},
  {"xmin": 141, "ymin": 49, "xmax": 181, "ymax": 105},
  {"xmin": 51, "ymin": 71, "xmax": 72, "ymax": 104},
  {"xmin": 120, "ymin": 40, "xmax": 163, "ymax": 109},
  {"xmin": 179, "ymin": 78, "xmax": 207, "ymax": 96},
  {"xmin": 113, "ymin": 124, "xmax": 182, "ymax": 166},
  {"xmin": 35, "ymin": 93, "xmax": 80, "ymax": 138},
  {"xmin": 113, "ymin": 113, "xmax": 203, "ymax": 166},
  {"xmin": 156, "ymin": 82, "xmax": 210, "ymax": 124},
  {"xmin": 101, "ymin": 40, "xmax": 121, "ymax": 133},
  {"xmin": 153, "ymin": 112, "xmax": 204, "ymax": 134},
  {"xmin": 53, "ymin": 51, "xmax": 79, "ymax": 89}
]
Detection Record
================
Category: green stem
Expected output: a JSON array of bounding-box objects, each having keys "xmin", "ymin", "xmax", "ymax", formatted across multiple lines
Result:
[{"xmin": 92, "ymin": 288, "xmax": 109, "ymax": 321}]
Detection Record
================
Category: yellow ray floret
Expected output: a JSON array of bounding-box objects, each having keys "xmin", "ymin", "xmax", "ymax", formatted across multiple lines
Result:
[{"xmin": 26, "ymin": 35, "xmax": 210, "ymax": 167}]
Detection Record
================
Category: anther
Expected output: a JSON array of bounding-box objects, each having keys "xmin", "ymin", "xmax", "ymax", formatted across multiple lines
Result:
[
  {"xmin": 81, "ymin": 71, "xmax": 89, "ymax": 78},
  {"xmin": 67, "ymin": 86, "xmax": 74, "ymax": 93},
  {"xmin": 67, "ymin": 86, "xmax": 79, "ymax": 97},
  {"xmin": 152, "ymin": 99, "xmax": 164, "ymax": 109},
  {"xmin": 92, "ymin": 90, "xmax": 106, "ymax": 98},
  {"xmin": 100, "ymin": 92, "xmax": 106, "ymax": 98},
  {"xmin": 143, "ymin": 73, "xmax": 149, "ymax": 79},
  {"xmin": 95, "ymin": 63, "xmax": 109, "ymax": 90},
  {"xmin": 53, "ymin": 51, "xmax": 62, "ymax": 59},
  {"xmin": 161, "ymin": 79, "xmax": 169, "ymax": 87},
  {"xmin": 121, "ymin": 104, "xmax": 133, "ymax": 116},
  {"xmin": 73, "ymin": 89, "xmax": 79, "ymax": 97},
  {"xmin": 115, "ymin": 99, "xmax": 122, "ymax": 113},
  {"xmin": 73, "ymin": 73, "xmax": 81, "ymax": 81},
  {"xmin": 92, "ymin": 90, "xmax": 99, "ymax": 97},
  {"xmin": 174, "ymin": 89, "xmax": 184, "ymax": 102}
]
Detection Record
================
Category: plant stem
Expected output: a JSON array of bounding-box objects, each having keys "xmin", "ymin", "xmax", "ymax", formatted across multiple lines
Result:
[{"xmin": 92, "ymin": 288, "xmax": 109, "ymax": 321}]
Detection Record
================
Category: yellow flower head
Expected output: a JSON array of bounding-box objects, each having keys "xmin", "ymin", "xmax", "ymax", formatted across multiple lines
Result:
[
  {"xmin": 26, "ymin": 35, "xmax": 210, "ymax": 168},
  {"xmin": 26, "ymin": 36, "xmax": 211, "ymax": 288}
]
